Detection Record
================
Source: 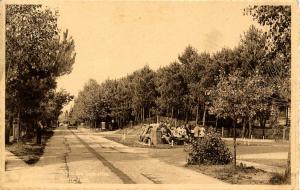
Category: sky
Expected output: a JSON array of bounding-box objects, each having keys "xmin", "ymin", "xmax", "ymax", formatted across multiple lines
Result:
[{"xmin": 45, "ymin": 1, "xmax": 258, "ymax": 109}]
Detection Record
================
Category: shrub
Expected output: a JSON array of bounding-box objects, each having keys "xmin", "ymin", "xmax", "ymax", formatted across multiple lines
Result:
[
  {"xmin": 269, "ymin": 172, "xmax": 289, "ymax": 184},
  {"xmin": 237, "ymin": 163, "xmax": 260, "ymax": 173},
  {"xmin": 272, "ymin": 126, "xmax": 283, "ymax": 141},
  {"xmin": 187, "ymin": 127, "xmax": 232, "ymax": 165}
]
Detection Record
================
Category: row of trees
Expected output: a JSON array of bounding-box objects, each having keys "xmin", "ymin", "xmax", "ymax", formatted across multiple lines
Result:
[
  {"xmin": 71, "ymin": 6, "xmax": 290, "ymax": 138},
  {"xmin": 5, "ymin": 5, "xmax": 76, "ymax": 144},
  {"xmin": 69, "ymin": 5, "xmax": 290, "ymax": 169}
]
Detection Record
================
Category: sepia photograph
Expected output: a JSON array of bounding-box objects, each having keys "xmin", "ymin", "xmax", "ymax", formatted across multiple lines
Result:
[{"xmin": 1, "ymin": 0, "xmax": 298, "ymax": 189}]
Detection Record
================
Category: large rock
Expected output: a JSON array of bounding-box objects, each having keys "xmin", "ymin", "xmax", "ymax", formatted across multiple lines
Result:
[{"xmin": 150, "ymin": 124, "xmax": 162, "ymax": 145}]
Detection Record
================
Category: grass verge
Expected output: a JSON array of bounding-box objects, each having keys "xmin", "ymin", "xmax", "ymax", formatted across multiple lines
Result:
[
  {"xmin": 6, "ymin": 129, "xmax": 54, "ymax": 164},
  {"xmin": 269, "ymin": 172, "xmax": 290, "ymax": 184},
  {"xmin": 105, "ymin": 126, "xmax": 289, "ymax": 184},
  {"xmin": 187, "ymin": 163, "xmax": 272, "ymax": 184},
  {"xmin": 241, "ymin": 159, "xmax": 287, "ymax": 168}
]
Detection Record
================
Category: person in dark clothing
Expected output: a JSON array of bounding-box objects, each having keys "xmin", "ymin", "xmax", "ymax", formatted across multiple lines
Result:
[
  {"xmin": 161, "ymin": 125, "xmax": 172, "ymax": 144},
  {"xmin": 36, "ymin": 121, "xmax": 43, "ymax": 144}
]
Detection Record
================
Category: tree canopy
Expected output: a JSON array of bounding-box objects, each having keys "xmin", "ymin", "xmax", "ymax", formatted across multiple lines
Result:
[
  {"xmin": 70, "ymin": 5, "xmax": 290, "ymax": 134},
  {"xmin": 6, "ymin": 5, "xmax": 76, "ymax": 142}
]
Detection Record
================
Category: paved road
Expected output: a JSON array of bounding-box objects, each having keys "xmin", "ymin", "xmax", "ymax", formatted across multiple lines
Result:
[{"xmin": 5, "ymin": 125, "xmax": 225, "ymax": 185}]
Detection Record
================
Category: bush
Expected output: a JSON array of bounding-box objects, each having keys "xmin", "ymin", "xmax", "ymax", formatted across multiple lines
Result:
[
  {"xmin": 237, "ymin": 163, "xmax": 260, "ymax": 173},
  {"xmin": 187, "ymin": 127, "xmax": 232, "ymax": 165},
  {"xmin": 269, "ymin": 172, "xmax": 289, "ymax": 184}
]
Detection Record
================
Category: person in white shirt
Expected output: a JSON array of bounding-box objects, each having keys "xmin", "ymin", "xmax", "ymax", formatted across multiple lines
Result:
[{"xmin": 193, "ymin": 125, "xmax": 205, "ymax": 138}]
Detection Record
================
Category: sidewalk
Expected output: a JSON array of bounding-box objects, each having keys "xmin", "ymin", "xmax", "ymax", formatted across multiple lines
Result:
[
  {"xmin": 5, "ymin": 150, "xmax": 29, "ymax": 183},
  {"xmin": 5, "ymin": 150, "xmax": 29, "ymax": 171},
  {"xmin": 5, "ymin": 129, "xmax": 69, "ymax": 184}
]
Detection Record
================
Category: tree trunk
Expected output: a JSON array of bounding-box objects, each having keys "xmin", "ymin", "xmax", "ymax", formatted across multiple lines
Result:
[
  {"xmin": 17, "ymin": 109, "xmax": 21, "ymax": 142},
  {"xmin": 142, "ymin": 107, "xmax": 145, "ymax": 122},
  {"xmin": 284, "ymin": 103, "xmax": 291, "ymax": 182},
  {"xmin": 5, "ymin": 125, "xmax": 10, "ymax": 144},
  {"xmin": 285, "ymin": 121, "xmax": 291, "ymax": 183},
  {"xmin": 260, "ymin": 117, "xmax": 266, "ymax": 138},
  {"xmin": 171, "ymin": 107, "xmax": 174, "ymax": 119},
  {"xmin": 185, "ymin": 110, "xmax": 188, "ymax": 124},
  {"xmin": 195, "ymin": 105, "xmax": 199, "ymax": 125},
  {"xmin": 202, "ymin": 104, "xmax": 207, "ymax": 126},
  {"xmin": 248, "ymin": 118, "xmax": 252, "ymax": 139},
  {"xmin": 263, "ymin": 119, "xmax": 266, "ymax": 138},
  {"xmin": 215, "ymin": 118, "xmax": 218, "ymax": 132},
  {"xmin": 242, "ymin": 118, "xmax": 246, "ymax": 138},
  {"xmin": 5, "ymin": 116, "xmax": 13, "ymax": 144},
  {"xmin": 233, "ymin": 118, "xmax": 237, "ymax": 169},
  {"xmin": 36, "ymin": 121, "xmax": 42, "ymax": 145},
  {"xmin": 286, "ymin": 106, "xmax": 289, "ymax": 126},
  {"xmin": 140, "ymin": 108, "xmax": 142, "ymax": 122},
  {"xmin": 138, "ymin": 109, "xmax": 140, "ymax": 122},
  {"xmin": 285, "ymin": 150, "xmax": 291, "ymax": 183}
]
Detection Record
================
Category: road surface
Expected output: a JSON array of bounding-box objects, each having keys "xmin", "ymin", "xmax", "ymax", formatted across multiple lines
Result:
[{"xmin": 5, "ymin": 125, "xmax": 225, "ymax": 185}]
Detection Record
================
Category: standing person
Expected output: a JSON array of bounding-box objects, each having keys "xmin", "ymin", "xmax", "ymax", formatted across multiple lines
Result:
[
  {"xmin": 183, "ymin": 124, "xmax": 192, "ymax": 142},
  {"xmin": 36, "ymin": 120, "xmax": 43, "ymax": 144},
  {"xmin": 185, "ymin": 124, "xmax": 192, "ymax": 139}
]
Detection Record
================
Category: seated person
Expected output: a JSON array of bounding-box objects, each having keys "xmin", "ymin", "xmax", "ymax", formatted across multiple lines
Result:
[
  {"xmin": 178, "ymin": 125, "xmax": 187, "ymax": 138},
  {"xmin": 141, "ymin": 126, "xmax": 152, "ymax": 143},
  {"xmin": 143, "ymin": 133, "xmax": 151, "ymax": 143},
  {"xmin": 199, "ymin": 126, "xmax": 206, "ymax": 138},
  {"xmin": 161, "ymin": 126, "xmax": 172, "ymax": 144},
  {"xmin": 170, "ymin": 126, "xmax": 177, "ymax": 136},
  {"xmin": 193, "ymin": 125, "xmax": 201, "ymax": 138},
  {"xmin": 193, "ymin": 125, "xmax": 206, "ymax": 138},
  {"xmin": 184, "ymin": 124, "xmax": 192, "ymax": 137},
  {"xmin": 171, "ymin": 127, "xmax": 180, "ymax": 138}
]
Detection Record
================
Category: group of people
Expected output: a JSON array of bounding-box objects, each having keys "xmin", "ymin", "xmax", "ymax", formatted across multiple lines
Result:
[
  {"xmin": 139, "ymin": 122, "xmax": 207, "ymax": 145},
  {"xmin": 160, "ymin": 122, "xmax": 206, "ymax": 145}
]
